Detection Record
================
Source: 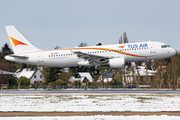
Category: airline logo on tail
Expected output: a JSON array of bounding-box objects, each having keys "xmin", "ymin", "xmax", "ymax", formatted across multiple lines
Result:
[{"xmin": 9, "ymin": 36, "xmax": 27, "ymax": 47}]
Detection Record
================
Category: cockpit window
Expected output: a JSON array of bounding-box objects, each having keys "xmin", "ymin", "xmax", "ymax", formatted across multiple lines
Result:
[{"xmin": 161, "ymin": 45, "xmax": 170, "ymax": 48}]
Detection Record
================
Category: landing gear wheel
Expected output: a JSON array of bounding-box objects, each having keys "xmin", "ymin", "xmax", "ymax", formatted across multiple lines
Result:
[
  {"xmin": 93, "ymin": 70, "xmax": 99, "ymax": 75},
  {"xmin": 153, "ymin": 66, "xmax": 156, "ymax": 70}
]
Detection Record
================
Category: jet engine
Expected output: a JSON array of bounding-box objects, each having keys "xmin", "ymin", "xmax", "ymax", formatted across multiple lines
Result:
[
  {"xmin": 108, "ymin": 58, "xmax": 125, "ymax": 68},
  {"xmin": 77, "ymin": 60, "xmax": 90, "ymax": 66}
]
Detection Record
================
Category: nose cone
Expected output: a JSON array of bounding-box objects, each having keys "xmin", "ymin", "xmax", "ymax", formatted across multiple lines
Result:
[{"xmin": 171, "ymin": 48, "xmax": 176, "ymax": 56}]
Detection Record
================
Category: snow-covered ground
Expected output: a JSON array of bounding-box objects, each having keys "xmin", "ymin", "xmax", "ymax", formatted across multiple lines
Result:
[
  {"xmin": 0, "ymin": 94, "xmax": 180, "ymax": 112},
  {"xmin": 0, "ymin": 115, "xmax": 180, "ymax": 120}
]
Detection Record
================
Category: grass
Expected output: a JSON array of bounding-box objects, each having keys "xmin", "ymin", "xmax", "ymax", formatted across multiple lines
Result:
[{"xmin": 137, "ymin": 97, "xmax": 153, "ymax": 100}]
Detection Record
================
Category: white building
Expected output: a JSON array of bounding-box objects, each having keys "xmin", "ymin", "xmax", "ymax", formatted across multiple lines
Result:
[
  {"xmin": 122, "ymin": 62, "xmax": 157, "ymax": 85},
  {"xmin": 69, "ymin": 72, "xmax": 94, "ymax": 83},
  {"xmin": 14, "ymin": 68, "xmax": 44, "ymax": 84}
]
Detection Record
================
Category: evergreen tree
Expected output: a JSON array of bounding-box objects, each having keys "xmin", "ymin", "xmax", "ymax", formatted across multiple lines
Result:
[
  {"xmin": 0, "ymin": 43, "xmax": 13, "ymax": 61},
  {"xmin": 21, "ymin": 77, "xmax": 30, "ymax": 88},
  {"xmin": 60, "ymin": 71, "xmax": 73, "ymax": 82},
  {"xmin": 42, "ymin": 67, "xmax": 59, "ymax": 83}
]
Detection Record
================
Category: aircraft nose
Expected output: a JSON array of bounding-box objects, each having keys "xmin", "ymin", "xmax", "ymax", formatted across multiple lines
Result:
[{"xmin": 171, "ymin": 48, "xmax": 176, "ymax": 56}]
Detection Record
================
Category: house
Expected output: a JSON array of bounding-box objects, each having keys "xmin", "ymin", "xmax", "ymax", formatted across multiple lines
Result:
[
  {"xmin": 97, "ymin": 72, "xmax": 114, "ymax": 83},
  {"xmin": 69, "ymin": 72, "xmax": 94, "ymax": 83},
  {"xmin": 14, "ymin": 68, "xmax": 44, "ymax": 84},
  {"xmin": 122, "ymin": 62, "xmax": 157, "ymax": 86}
]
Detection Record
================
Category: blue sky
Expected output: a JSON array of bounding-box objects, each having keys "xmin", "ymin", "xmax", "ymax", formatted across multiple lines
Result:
[{"xmin": 0, "ymin": 0, "xmax": 180, "ymax": 50}]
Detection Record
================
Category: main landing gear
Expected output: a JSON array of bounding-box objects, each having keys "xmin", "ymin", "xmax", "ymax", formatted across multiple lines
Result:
[
  {"xmin": 93, "ymin": 69, "xmax": 99, "ymax": 75},
  {"xmin": 151, "ymin": 59, "xmax": 156, "ymax": 70},
  {"xmin": 93, "ymin": 65, "xmax": 100, "ymax": 75}
]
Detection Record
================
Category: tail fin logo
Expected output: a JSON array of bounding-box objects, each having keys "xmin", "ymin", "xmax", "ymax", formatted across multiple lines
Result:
[{"xmin": 9, "ymin": 36, "xmax": 27, "ymax": 47}]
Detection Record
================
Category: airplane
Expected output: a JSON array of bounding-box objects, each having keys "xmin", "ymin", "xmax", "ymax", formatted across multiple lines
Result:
[{"xmin": 5, "ymin": 26, "xmax": 176, "ymax": 75}]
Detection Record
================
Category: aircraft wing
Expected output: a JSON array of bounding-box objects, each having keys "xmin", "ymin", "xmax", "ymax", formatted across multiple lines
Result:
[{"xmin": 73, "ymin": 51, "xmax": 108, "ymax": 64}]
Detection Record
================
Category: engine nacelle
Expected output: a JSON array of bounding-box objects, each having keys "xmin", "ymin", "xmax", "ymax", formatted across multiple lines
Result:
[
  {"xmin": 77, "ymin": 60, "xmax": 90, "ymax": 66},
  {"xmin": 108, "ymin": 58, "xmax": 125, "ymax": 68}
]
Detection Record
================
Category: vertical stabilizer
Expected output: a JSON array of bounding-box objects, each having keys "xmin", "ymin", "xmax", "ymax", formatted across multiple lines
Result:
[{"xmin": 5, "ymin": 26, "xmax": 40, "ymax": 54}]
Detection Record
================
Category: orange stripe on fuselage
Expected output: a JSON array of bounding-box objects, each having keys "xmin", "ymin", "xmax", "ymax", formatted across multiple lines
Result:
[{"xmin": 17, "ymin": 47, "xmax": 153, "ymax": 57}]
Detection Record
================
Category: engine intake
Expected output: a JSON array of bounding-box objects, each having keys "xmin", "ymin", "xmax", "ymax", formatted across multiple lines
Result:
[{"xmin": 108, "ymin": 58, "xmax": 125, "ymax": 68}]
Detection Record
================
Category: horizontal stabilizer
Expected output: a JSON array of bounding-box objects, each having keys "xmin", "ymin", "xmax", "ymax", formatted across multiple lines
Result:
[{"xmin": 5, "ymin": 55, "xmax": 28, "ymax": 60}]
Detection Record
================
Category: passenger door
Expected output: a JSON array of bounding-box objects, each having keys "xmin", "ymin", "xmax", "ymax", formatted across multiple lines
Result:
[
  {"xmin": 38, "ymin": 52, "xmax": 44, "ymax": 62},
  {"xmin": 150, "ymin": 43, "xmax": 156, "ymax": 53}
]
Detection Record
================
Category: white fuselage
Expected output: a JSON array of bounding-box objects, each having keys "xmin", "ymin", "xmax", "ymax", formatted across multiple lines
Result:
[{"xmin": 5, "ymin": 41, "xmax": 176, "ymax": 68}]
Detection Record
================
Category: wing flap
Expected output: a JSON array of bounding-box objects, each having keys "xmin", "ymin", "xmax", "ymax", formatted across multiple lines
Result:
[{"xmin": 73, "ymin": 51, "xmax": 108, "ymax": 65}]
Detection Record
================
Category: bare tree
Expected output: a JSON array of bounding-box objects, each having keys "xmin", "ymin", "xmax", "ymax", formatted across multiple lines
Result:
[
  {"xmin": 98, "ymin": 66, "xmax": 109, "ymax": 88},
  {"xmin": 166, "ymin": 62, "xmax": 172, "ymax": 88},
  {"xmin": 123, "ymin": 32, "xmax": 129, "ymax": 43},
  {"xmin": 122, "ymin": 67, "xmax": 127, "ymax": 86},
  {"xmin": 119, "ymin": 36, "xmax": 123, "ymax": 44},
  {"xmin": 79, "ymin": 43, "xmax": 88, "ymax": 47},
  {"xmin": 154, "ymin": 60, "xmax": 163, "ymax": 88},
  {"xmin": 114, "ymin": 68, "xmax": 122, "ymax": 84},
  {"xmin": 15, "ymin": 77, "xmax": 21, "ymax": 89},
  {"xmin": 170, "ymin": 52, "xmax": 180, "ymax": 89},
  {"xmin": 54, "ymin": 46, "xmax": 61, "ymax": 49},
  {"xmin": 119, "ymin": 32, "xmax": 129, "ymax": 44},
  {"xmin": 145, "ymin": 62, "xmax": 149, "ymax": 85}
]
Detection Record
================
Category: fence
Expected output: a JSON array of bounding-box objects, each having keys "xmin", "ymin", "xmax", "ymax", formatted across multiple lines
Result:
[{"xmin": 2, "ymin": 84, "xmax": 179, "ymax": 90}]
